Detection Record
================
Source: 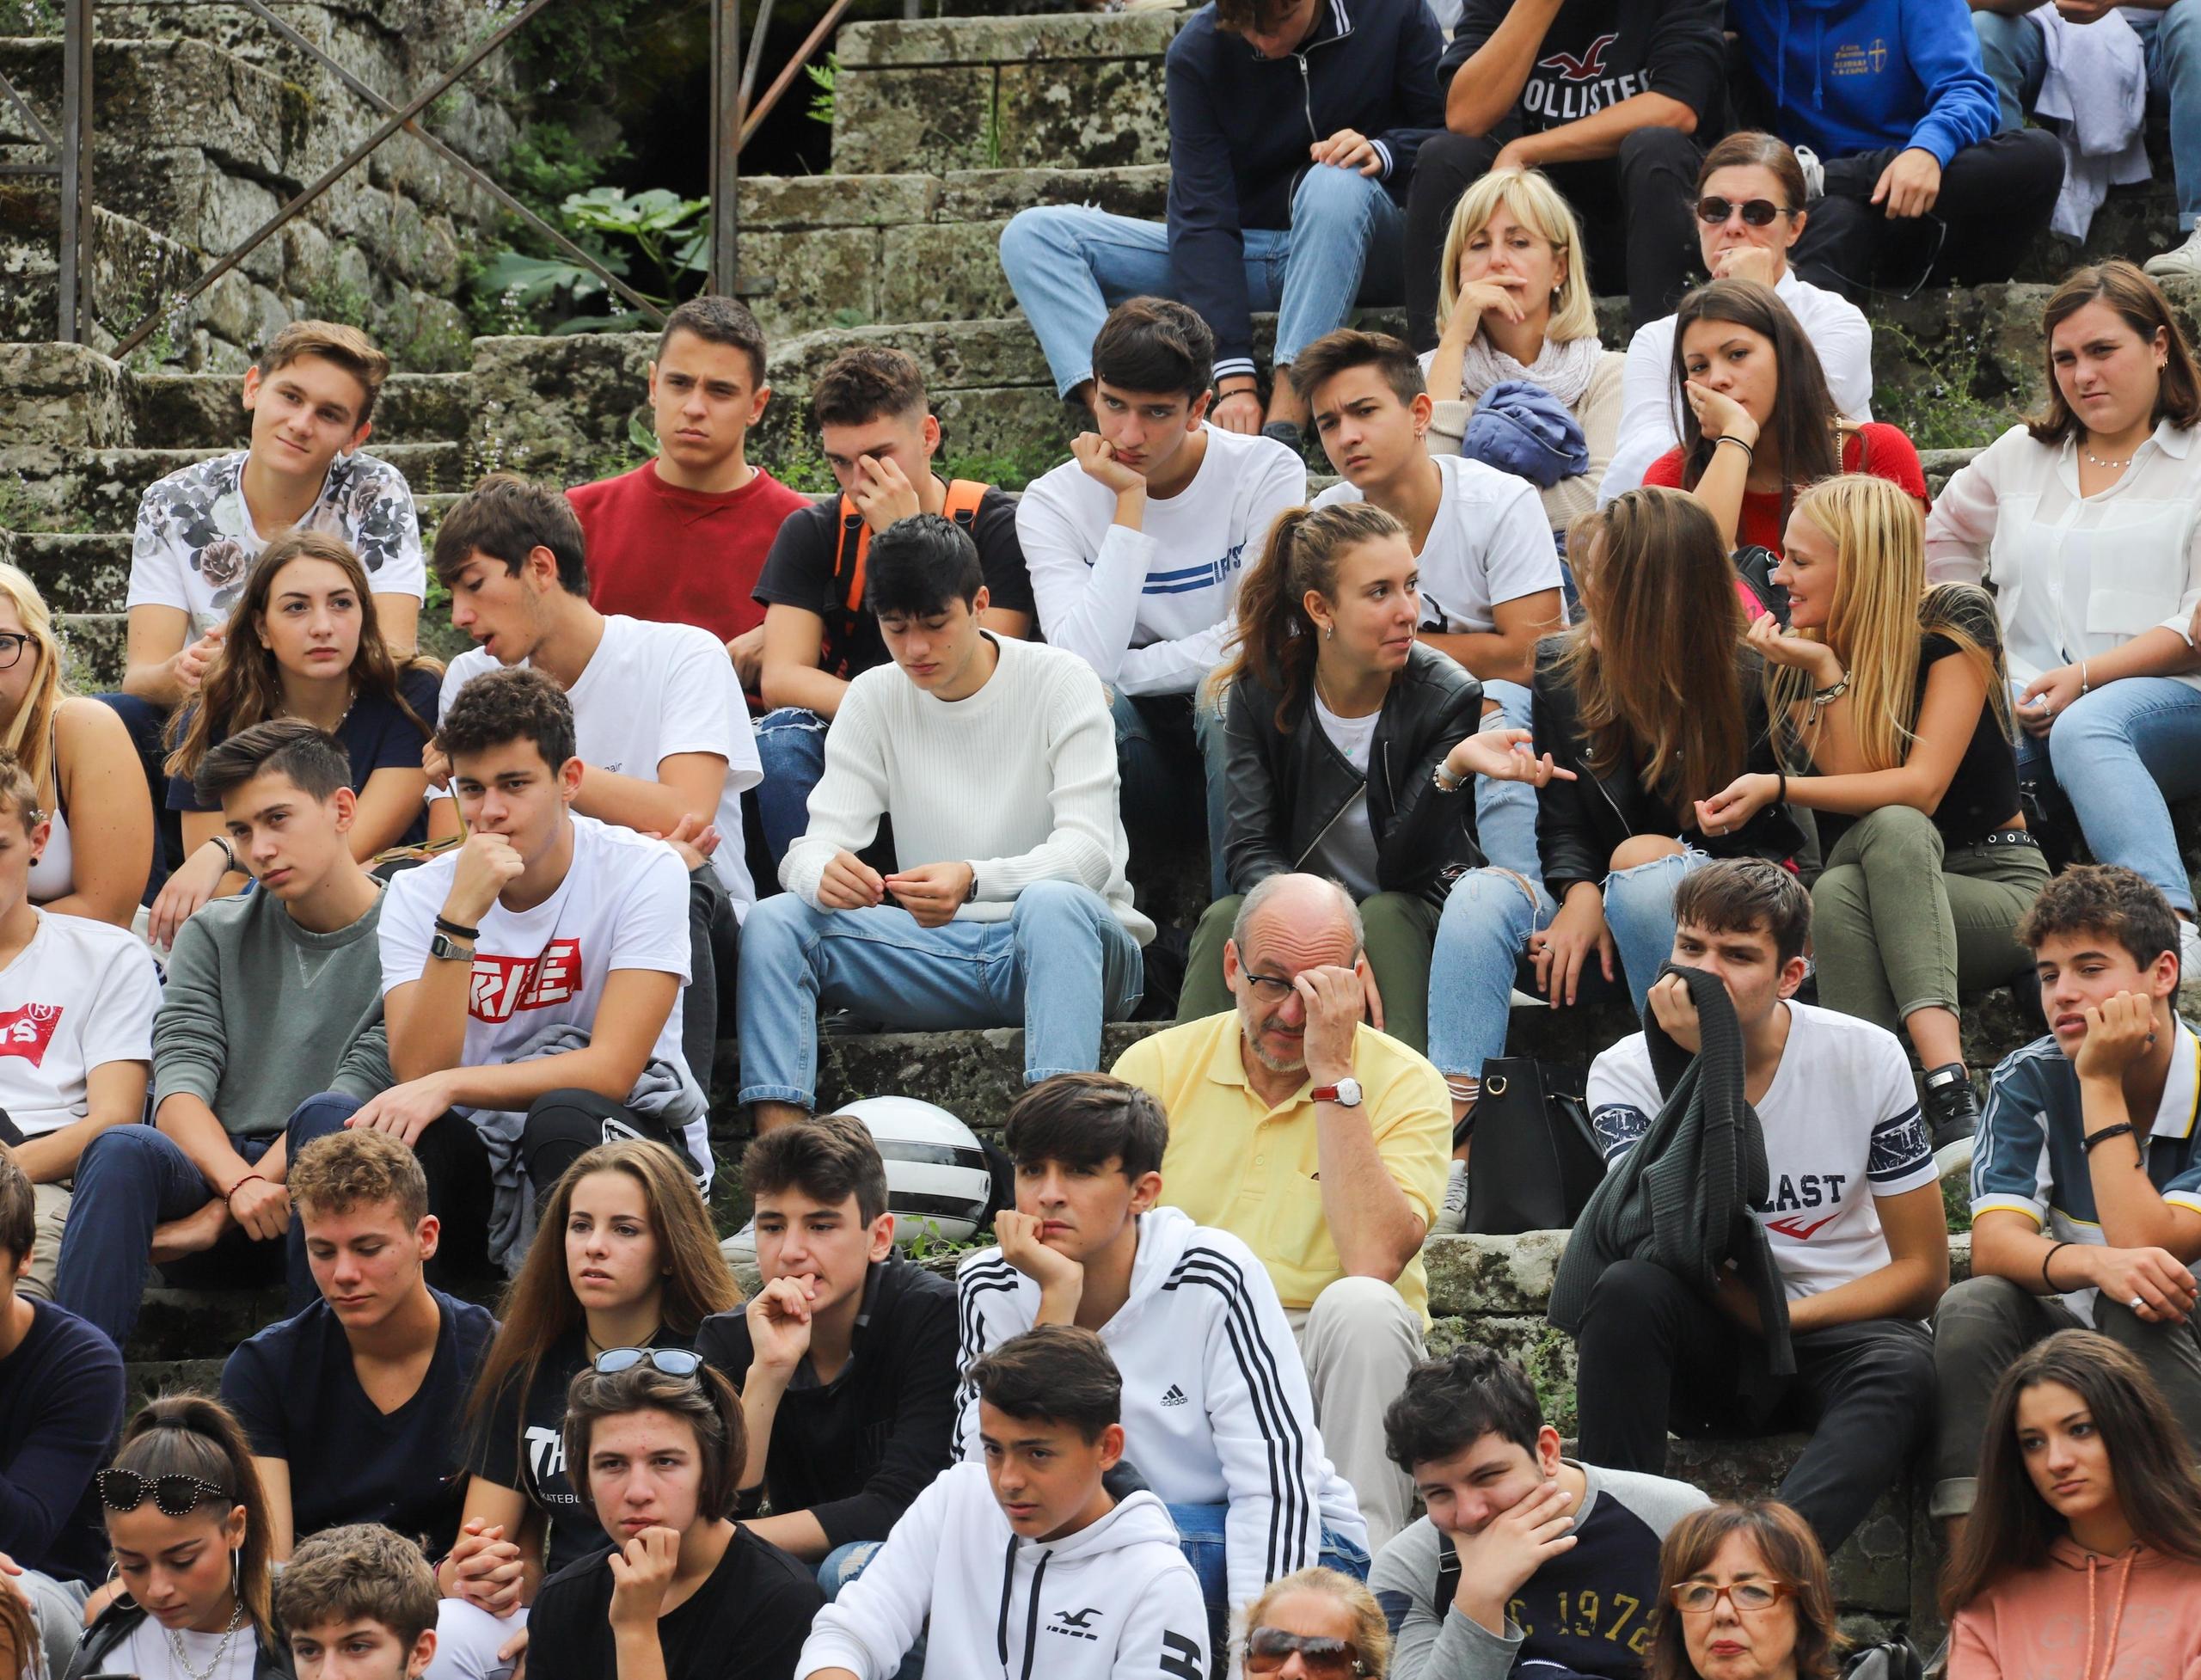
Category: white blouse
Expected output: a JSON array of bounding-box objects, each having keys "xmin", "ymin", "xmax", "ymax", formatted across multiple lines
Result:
[{"xmin": 1923, "ymin": 420, "xmax": 2201, "ymax": 691}]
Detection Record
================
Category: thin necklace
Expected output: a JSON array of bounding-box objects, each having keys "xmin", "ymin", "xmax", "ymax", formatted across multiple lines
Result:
[
  {"xmin": 280, "ymin": 679, "xmax": 355, "ymax": 732},
  {"xmin": 2083, "ymin": 438, "xmax": 2141, "ymax": 470},
  {"xmin": 165, "ymin": 1597, "xmax": 244, "ymax": 1680}
]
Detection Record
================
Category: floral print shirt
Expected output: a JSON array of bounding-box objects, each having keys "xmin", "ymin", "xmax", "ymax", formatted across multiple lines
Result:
[{"xmin": 128, "ymin": 448, "xmax": 426, "ymax": 633}]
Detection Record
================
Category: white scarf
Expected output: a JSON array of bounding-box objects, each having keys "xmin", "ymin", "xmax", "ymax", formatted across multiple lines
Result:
[{"xmin": 1453, "ymin": 330, "xmax": 1606, "ymax": 409}]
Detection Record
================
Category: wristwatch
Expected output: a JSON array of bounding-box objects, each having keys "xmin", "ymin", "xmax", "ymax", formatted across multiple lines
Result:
[
  {"xmin": 429, "ymin": 931, "xmax": 476, "ymax": 963},
  {"xmin": 1309, "ymin": 1078, "xmax": 1364, "ymax": 1108}
]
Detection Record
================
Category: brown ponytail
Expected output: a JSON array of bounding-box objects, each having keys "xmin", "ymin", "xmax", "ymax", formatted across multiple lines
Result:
[
  {"xmin": 112, "ymin": 1395, "xmax": 277, "ymax": 1642},
  {"xmin": 1219, "ymin": 501, "xmax": 1408, "ymax": 730}
]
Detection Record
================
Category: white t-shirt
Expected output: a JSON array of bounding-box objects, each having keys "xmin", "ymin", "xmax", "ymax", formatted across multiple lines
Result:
[
  {"xmin": 434, "ymin": 614, "xmax": 764, "ymax": 918},
  {"xmin": 378, "ymin": 815, "xmax": 707, "ymax": 1172},
  {"xmin": 129, "ymin": 448, "xmax": 426, "ymax": 634},
  {"xmin": 0, "ymin": 910, "xmax": 160, "ymax": 1137},
  {"xmin": 1586, "ymin": 1002, "xmax": 1938, "ymax": 1301},
  {"xmin": 1314, "ymin": 453, "xmax": 1561, "ymax": 636},
  {"xmin": 119, "ymin": 1616, "xmax": 259, "ymax": 1680},
  {"xmin": 1016, "ymin": 424, "xmax": 1306, "ymax": 696},
  {"xmin": 1307, "ymin": 692, "xmax": 1381, "ymax": 898}
]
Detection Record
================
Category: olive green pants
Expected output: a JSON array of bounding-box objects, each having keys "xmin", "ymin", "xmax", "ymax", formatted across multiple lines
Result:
[
  {"xmin": 1811, "ymin": 805, "xmax": 2051, "ymax": 1033},
  {"xmin": 1178, "ymin": 890, "xmax": 1442, "ymax": 1054}
]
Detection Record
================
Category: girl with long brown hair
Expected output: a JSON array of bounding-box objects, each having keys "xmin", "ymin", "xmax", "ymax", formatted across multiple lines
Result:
[
  {"xmin": 431, "ymin": 1140, "xmax": 739, "ymax": 1680},
  {"xmin": 1643, "ymin": 279, "xmax": 1926, "ymax": 558},
  {"xmin": 66, "ymin": 1395, "xmax": 285, "ymax": 1680},
  {"xmin": 0, "ymin": 561, "xmax": 152, "ymax": 925},
  {"xmin": 1434, "ymin": 488, "xmax": 1800, "ymax": 1049},
  {"xmin": 1945, "ymin": 1331, "xmax": 2201, "ymax": 1677},
  {"xmin": 1927, "ymin": 259, "xmax": 2201, "ymax": 980},
  {"xmin": 1177, "ymin": 501, "xmax": 1568, "ymax": 1054},
  {"xmin": 1696, "ymin": 475, "xmax": 2044, "ymax": 1162},
  {"xmin": 148, "ymin": 530, "xmax": 438, "ymax": 948}
]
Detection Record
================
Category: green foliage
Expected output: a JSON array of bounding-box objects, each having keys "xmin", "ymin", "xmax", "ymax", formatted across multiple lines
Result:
[
  {"xmin": 299, "ymin": 277, "xmax": 371, "ymax": 330},
  {"xmin": 0, "ymin": 0, "xmax": 65, "ymax": 33},
  {"xmin": 504, "ymin": 122, "xmax": 634, "ymax": 218},
  {"xmin": 762, "ymin": 430, "xmax": 1065, "ymax": 499},
  {"xmin": 805, "ymin": 55, "xmax": 838, "ymax": 129},
  {"xmin": 469, "ymin": 186, "xmax": 708, "ymax": 336},
  {"xmin": 900, "ymin": 1217, "xmax": 991, "ymax": 1262},
  {"xmin": 1873, "ymin": 320, "xmax": 2019, "ymax": 452},
  {"xmin": 1943, "ymin": 1174, "xmax": 1973, "ymax": 1235}
]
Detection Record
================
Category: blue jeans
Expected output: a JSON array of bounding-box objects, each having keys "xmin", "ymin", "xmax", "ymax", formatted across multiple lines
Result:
[
  {"xmin": 1976, "ymin": 2, "xmax": 2201, "ymax": 226},
  {"xmin": 1112, "ymin": 686, "xmax": 1232, "ymax": 900},
  {"xmin": 998, "ymin": 167, "xmax": 1408, "ymax": 396},
  {"xmin": 1603, "ymin": 847, "xmax": 1716, "ymax": 1013},
  {"xmin": 818, "ymin": 1543, "xmax": 923, "ymax": 1680},
  {"xmin": 53, "ymin": 1125, "xmax": 285, "ymax": 1346},
  {"xmin": 736, "ymin": 880, "xmax": 1146, "ymax": 1107},
  {"xmin": 1428, "ymin": 866, "xmax": 1558, "ymax": 1080},
  {"xmin": 1474, "ymin": 680, "xmax": 1542, "ymax": 884},
  {"xmin": 754, "ymin": 706, "xmax": 831, "ymax": 868},
  {"xmin": 2023, "ymin": 675, "xmax": 2201, "ymax": 915},
  {"xmin": 1166, "ymin": 1504, "xmax": 1370, "ymax": 1667}
]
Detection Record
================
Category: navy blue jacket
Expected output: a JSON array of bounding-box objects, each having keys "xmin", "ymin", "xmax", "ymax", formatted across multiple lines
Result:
[{"xmin": 1165, "ymin": 0, "xmax": 1444, "ymax": 378}]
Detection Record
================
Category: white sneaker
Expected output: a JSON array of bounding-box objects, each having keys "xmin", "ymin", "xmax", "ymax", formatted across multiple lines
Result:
[
  {"xmin": 1432, "ymin": 1160, "xmax": 1469, "ymax": 1236},
  {"xmin": 720, "ymin": 1218, "xmax": 757, "ymax": 1266},
  {"xmin": 2180, "ymin": 917, "xmax": 2201, "ymax": 985},
  {"xmin": 2146, "ymin": 228, "xmax": 2201, "ymax": 281}
]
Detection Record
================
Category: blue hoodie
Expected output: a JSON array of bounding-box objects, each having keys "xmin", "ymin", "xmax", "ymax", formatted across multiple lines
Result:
[{"xmin": 1726, "ymin": 0, "xmax": 1998, "ymax": 168}]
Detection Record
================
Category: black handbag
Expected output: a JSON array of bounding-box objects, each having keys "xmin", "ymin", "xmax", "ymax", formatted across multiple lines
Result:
[{"xmin": 1462, "ymin": 1057, "xmax": 1607, "ymax": 1235}]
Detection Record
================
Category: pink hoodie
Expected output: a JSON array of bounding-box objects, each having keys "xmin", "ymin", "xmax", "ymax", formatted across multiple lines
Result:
[{"xmin": 1949, "ymin": 1538, "xmax": 2201, "ymax": 1679}]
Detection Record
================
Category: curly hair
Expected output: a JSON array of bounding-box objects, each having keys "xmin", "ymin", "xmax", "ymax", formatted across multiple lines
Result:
[
  {"xmin": 275, "ymin": 1524, "xmax": 439, "ymax": 1648},
  {"xmin": 288, "ymin": 1128, "xmax": 429, "ymax": 1227},
  {"xmin": 810, "ymin": 346, "xmax": 928, "ymax": 429},
  {"xmin": 437, "ymin": 665, "xmax": 577, "ymax": 779}
]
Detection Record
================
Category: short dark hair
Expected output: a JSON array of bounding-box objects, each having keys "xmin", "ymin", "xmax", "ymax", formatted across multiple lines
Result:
[
  {"xmin": 1671, "ymin": 858, "xmax": 1813, "ymax": 968},
  {"xmin": 1211, "ymin": 0, "xmax": 1299, "ymax": 32},
  {"xmin": 1091, "ymin": 297, "xmax": 1214, "ymax": 402},
  {"xmin": 865, "ymin": 512, "xmax": 984, "ymax": 617},
  {"xmin": 431, "ymin": 474, "xmax": 589, "ymax": 595},
  {"xmin": 193, "ymin": 717, "xmax": 353, "ymax": 808},
  {"xmin": 564, "ymin": 1362, "xmax": 746, "ymax": 1528},
  {"xmin": 290, "ymin": 1128, "xmax": 430, "ymax": 1227},
  {"xmin": 743, "ymin": 1113, "xmax": 889, "ymax": 1226},
  {"xmin": 1288, "ymin": 328, "xmax": 1425, "ymax": 408},
  {"xmin": 0, "ymin": 1151, "xmax": 32, "ymax": 1269},
  {"xmin": 1004, "ymin": 1073, "xmax": 1168, "ymax": 1181},
  {"xmin": 811, "ymin": 346, "xmax": 928, "ymax": 429},
  {"xmin": 438, "ymin": 665, "xmax": 578, "ymax": 778},
  {"xmin": 2018, "ymin": 864, "xmax": 2183, "ymax": 977},
  {"xmin": 275, "ymin": 1524, "xmax": 438, "ymax": 1649},
  {"xmin": 1383, "ymin": 1346, "xmax": 1543, "ymax": 1473},
  {"xmin": 971, "ymin": 1325, "xmax": 1120, "ymax": 1443},
  {"xmin": 658, "ymin": 295, "xmax": 768, "ymax": 389}
]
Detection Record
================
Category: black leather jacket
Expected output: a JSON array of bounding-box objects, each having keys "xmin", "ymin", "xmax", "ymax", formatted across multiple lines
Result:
[
  {"xmin": 1221, "ymin": 641, "xmax": 1485, "ymax": 907},
  {"xmin": 1530, "ymin": 635, "xmax": 1803, "ymax": 899},
  {"xmin": 66, "ymin": 1599, "xmax": 293, "ymax": 1680}
]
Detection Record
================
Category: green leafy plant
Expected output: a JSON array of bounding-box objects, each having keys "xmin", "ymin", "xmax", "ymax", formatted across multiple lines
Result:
[
  {"xmin": 805, "ymin": 55, "xmax": 838, "ymax": 128},
  {"xmin": 472, "ymin": 186, "xmax": 709, "ymax": 334}
]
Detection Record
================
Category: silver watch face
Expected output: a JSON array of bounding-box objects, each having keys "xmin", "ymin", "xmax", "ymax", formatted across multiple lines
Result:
[{"xmin": 1329, "ymin": 1077, "xmax": 1364, "ymax": 1107}]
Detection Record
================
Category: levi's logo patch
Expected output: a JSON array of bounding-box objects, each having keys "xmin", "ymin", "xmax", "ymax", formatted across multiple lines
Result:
[{"xmin": 0, "ymin": 1002, "xmax": 62, "ymax": 1066}]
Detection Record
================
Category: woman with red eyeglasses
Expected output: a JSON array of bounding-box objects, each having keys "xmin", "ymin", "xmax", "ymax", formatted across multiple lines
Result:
[
  {"xmin": 1241, "ymin": 1567, "xmax": 1390, "ymax": 1678},
  {"xmin": 1646, "ymin": 1502, "xmax": 1839, "ymax": 1680}
]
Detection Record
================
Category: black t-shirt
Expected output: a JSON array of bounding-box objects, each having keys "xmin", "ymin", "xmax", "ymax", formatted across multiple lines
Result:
[
  {"xmin": 168, "ymin": 664, "xmax": 441, "ymax": 840},
  {"xmin": 1438, "ymin": 0, "xmax": 1725, "ymax": 132},
  {"xmin": 696, "ymin": 1256, "xmax": 959, "ymax": 1549},
  {"xmin": 468, "ymin": 1324, "xmax": 698, "ymax": 1578},
  {"xmin": 751, "ymin": 484, "xmax": 1035, "ymax": 682},
  {"xmin": 221, "ymin": 1288, "xmax": 497, "ymax": 1560},
  {"xmin": 0, "ymin": 1297, "xmax": 125, "ymax": 1584},
  {"xmin": 527, "ymin": 1524, "xmax": 822, "ymax": 1680}
]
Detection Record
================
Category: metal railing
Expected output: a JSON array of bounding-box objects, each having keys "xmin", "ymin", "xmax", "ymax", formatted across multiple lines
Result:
[{"xmin": 7, "ymin": 0, "xmax": 863, "ymax": 356}]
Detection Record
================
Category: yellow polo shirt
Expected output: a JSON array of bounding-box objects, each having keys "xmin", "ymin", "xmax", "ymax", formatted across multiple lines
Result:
[{"xmin": 1113, "ymin": 1010, "xmax": 1451, "ymax": 1323}]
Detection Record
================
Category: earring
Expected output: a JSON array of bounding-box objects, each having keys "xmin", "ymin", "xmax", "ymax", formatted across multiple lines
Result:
[{"xmin": 1322, "ymin": 623, "xmax": 1333, "ymax": 639}]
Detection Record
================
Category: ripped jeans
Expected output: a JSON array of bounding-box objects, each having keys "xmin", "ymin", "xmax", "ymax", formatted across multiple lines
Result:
[{"xmin": 1426, "ymin": 847, "xmax": 1711, "ymax": 1078}]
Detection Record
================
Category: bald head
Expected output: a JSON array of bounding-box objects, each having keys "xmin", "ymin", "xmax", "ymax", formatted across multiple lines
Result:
[{"xmin": 1231, "ymin": 874, "xmax": 1364, "ymax": 970}]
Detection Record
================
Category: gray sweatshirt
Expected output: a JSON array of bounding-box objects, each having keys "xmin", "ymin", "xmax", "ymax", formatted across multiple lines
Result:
[
  {"xmin": 154, "ymin": 886, "xmax": 388, "ymax": 1137},
  {"xmin": 1370, "ymin": 1461, "xmax": 1710, "ymax": 1680}
]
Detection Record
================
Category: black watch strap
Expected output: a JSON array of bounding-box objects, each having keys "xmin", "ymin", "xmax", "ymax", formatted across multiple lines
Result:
[{"xmin": 434, "ymin": 914, "xmax": 481, "ymax": 940}]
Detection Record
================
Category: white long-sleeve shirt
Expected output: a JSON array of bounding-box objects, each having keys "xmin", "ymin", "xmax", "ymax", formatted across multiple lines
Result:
[
  {"xmin": 1924, "ymin": 420, "xmax": 2201, "ymax": 690},
  {"xmin": 781, "ymin": 633, "xmax": 1154, "ymax": 941},
  {"xmin": 1017, "ymin": 425, "xmax": 1305, "ymax": 697},
  {"xmin": 954, "ymin": 1208, "xmax": 1366, "ymax": 1616},
  {"xmin": 1601, "ymin": 268, "xmax": 1876, "ymax": 505}
]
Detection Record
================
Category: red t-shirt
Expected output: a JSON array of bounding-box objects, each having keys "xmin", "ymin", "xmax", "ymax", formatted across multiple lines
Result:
[
  {"xmin": 1642, "ymin": 422, "xmax": 1928, "ymax": 555},
  {"xmin": 573, "ymin": 460, "xmax": 807, "ymax": 646}
]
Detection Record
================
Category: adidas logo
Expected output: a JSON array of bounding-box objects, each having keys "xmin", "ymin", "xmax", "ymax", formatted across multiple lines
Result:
[{"xmin": 1160, "ymin": 1383, "xmax": 1189, "ymax": 1407}]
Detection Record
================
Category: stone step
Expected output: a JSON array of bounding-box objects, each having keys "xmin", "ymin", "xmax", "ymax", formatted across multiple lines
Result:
[
  {"xmin": 130, "ymin": 370, "xmax": 478, "ymax": 451},
  {"xmin": 12, "ymin": 439, "xmax": 465, "ymax": 531}
]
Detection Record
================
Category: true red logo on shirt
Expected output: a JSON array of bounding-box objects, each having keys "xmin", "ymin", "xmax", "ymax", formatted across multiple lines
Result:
[
  {"xmin": 1766, "ymin": 1211, "xmax": 1843, "ymax": 1242},
  {"xmin": 1538, "ymin": 32, "xmax": 1617, "ymax": 83},
  {"xmin": 0, "ymin": 1002, "xmax": 62, "ymax": 1066},
  {"xmin": 469, "ymin": 941, "xmax": 585, "ymax": 1021}
]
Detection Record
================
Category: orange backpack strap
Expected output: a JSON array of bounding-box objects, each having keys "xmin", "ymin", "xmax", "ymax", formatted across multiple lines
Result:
[{"xmin": 836, "ymin": 481, "xmax": 992, "ymax": 615}]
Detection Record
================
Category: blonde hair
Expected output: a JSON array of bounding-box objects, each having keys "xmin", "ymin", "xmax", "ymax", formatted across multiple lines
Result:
[
  {"xmin": 0, "ymin": 563, "xmax": 65, "ymax": 799},
  {"xmin": 1436, "ymin": 169, "xmax": 1598, "ymax": 346},
  {"xmin": 1775, "ymin": 475, "xmax": 2011, "ymax": 769},
  {"xmin": 1240, "ymin": 1568, "xmax": 1392, "ymax": 1677}
]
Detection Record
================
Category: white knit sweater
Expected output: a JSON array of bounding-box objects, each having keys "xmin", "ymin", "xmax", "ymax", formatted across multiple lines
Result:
[{"xmin": 781, "ymin": 634, "xmax": 1155, "ymax": 942}]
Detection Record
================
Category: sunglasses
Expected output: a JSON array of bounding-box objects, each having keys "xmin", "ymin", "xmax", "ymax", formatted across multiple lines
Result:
[
  {"xmin": 1246, "ymin": 1628, "xmax": 1367, "ymax": 1677},
  {"xmin": 1695, "ymin": 197, "xmax": 1797, "ymax": 228},
  {"xmin": 1671, "ymin": 1579, "xmax": 1796, "ymax": 1614},
  {"xmin": 592, "ymin": 1346, "xmax": 704, "ymax": 1379},
  {"xmin": 96, "ymin": 1470, "xmax": 231, "ymax": 1518}
]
